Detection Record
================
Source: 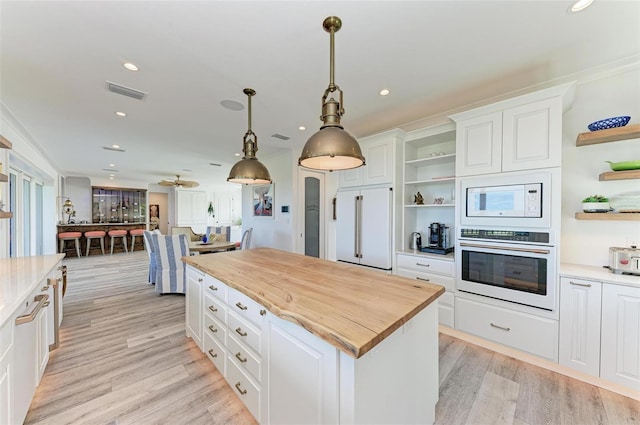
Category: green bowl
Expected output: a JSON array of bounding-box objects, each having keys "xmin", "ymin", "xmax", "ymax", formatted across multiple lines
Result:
[{"xmin": 606, "ymin": 160, "xmax": 640, "ymax": 171}]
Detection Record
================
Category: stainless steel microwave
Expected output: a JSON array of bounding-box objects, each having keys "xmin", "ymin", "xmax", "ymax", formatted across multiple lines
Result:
[{"xmin": 460, "ymin": 171, "xmax": 553, "ymax": 229}]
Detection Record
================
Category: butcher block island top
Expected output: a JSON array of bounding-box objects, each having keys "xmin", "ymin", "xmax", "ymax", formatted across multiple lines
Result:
[{"xmin": 183, "ymin": 247, "xmax": 445, "ymax": 358}]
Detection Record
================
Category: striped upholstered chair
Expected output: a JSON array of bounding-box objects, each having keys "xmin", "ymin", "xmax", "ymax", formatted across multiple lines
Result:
[
  {"xmin": 150, "ymin": 233, "xmax": 189, "ymax": 294},
  {"xmin": 143, "ymin": 230, "xmax": 161, "ymax": 284},
  {"xmin": 205, "ymin": 226, "xmax": 231, "ymax": 242}
]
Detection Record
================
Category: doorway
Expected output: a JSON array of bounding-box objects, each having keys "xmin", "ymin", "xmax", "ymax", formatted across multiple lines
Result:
[
  {"xmin": 297, "ymin": 169, "xmax": 325, "ymax": 258},
  {"xmin": 149, "ymin": 192, "xmax": 169, "ymax": 235}
]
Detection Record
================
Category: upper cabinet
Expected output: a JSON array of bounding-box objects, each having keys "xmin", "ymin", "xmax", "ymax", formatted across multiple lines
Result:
[
  {"xmin": 92, "ymin": 187, "xmax": 147, "ymax": 223},
  {"xmin": 176, "ymin": 190, "xmax": 207, "ymax": 226},
  {"xmin": 451, "ymin": 83, "xmax": 574, "ymax": 177},
  {"xmin": 338, "ymin": 129, "xmax": 404, "ymax": 188}
]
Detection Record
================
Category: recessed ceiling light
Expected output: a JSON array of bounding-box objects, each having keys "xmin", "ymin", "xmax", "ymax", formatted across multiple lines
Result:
[
  {"xmin": 379, "ymin": 89, "xmax": 390, "ymax": 96},
  {"xmin": 123, "ymin": 62, "xmax": 139, "ymax": 71},
  {"xmin": 109, "ymin": 163, "xmax": 115, "ymax": 167},
  {"xmin": 299, "ymin": 126, "xmax": 306, "ymax": 131},
  {"xmin": 109, "ymin": 174, "xmax": 115, "ymax": 177},
  {"xmin": 112, "ymin": 144, "xmax": 120, "ymax": 149},
  {"xmin": 220, "ymin": 100, "xmax": 245, "ymax": 111},
  {"xmin": 234, "ymin": 153, "xmax": 241, "ymax": 157},
  {"xmin": 569, "ymin": 0, "xmax": 594, "ymax": 12},
  {"xmin": 109, "ymin": 176, "xmax": 115, "ymax": 180},
  {"xmin": 115, "ymin": 111, "xmax": 127, "ymax": 117}
]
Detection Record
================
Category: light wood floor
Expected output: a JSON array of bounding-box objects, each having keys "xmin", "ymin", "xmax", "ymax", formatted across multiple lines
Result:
[{"xmin": 25, "ymin": 252, "xmax": 638, "ymax": 425}]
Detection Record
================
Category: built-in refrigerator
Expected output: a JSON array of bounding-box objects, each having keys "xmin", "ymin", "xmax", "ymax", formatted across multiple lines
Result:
[{"xmin": 336, "ymin": 186, "xmax": 392, "ymax": 270}]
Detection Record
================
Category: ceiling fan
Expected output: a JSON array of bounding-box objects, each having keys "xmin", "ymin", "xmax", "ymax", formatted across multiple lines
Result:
[{"xmin": 157, "ymin": 175, "xmax": 199, "ymax": 188}]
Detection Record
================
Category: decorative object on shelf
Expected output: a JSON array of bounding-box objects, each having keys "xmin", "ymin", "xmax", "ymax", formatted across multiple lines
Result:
[
  {"xmin": 433, "ymin": 197, "xmax": 444, "ymax": 205},
  {"xmin": 581, "ymin": 194, "xmax": 610, "ymax": 213},
  {"xmin": 158, "ymin": 175, "xmax": 199, "ymax": 188},
  {"xmin": 253, "ymin": 184, "xmax": 274, "ymax": 217},
  {"xmin": 298, "ymin": 16, "xmax": 365, "ymax": 172},
  {"xmin": 587, "ymin": 116, "xmax": 630, "ymax": 131},
  {"xmin": 207, "ymin": 201, "xmax": 215, "ymax": 217},
  {"xmin": 228, "ymin": 88, "xmax": 272, "ymax": 184},
  {"xmin": 606, "ymin": 160, "xmax": 640, "ymax": 171},
  {"xmin": 413, "ymin": 192, "xmax": 424, "ymax": 205},
  {"xmin": 62, "ymin": 199, "xmax": 76, "ymax": 223},
  {"xmin": 610, "ymin": 191, "xmax": 640, "ymax": 213}
]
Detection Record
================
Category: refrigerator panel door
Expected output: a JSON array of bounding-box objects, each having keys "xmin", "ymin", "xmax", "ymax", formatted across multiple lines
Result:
[
  {"xmin": 359, "ymin": 187, "xmax": 392, "ymax": 270},
  {"xmin": 336, "ymin": 190, "xmax": 358, "ymax": 264}
]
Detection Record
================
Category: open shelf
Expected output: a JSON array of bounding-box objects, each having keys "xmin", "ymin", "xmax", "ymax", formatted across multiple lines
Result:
[
  {"xmin": 405, "ymin": 153, "xmax": 456, "ymax": 168},
  {"xmin": 405, "ymin": 203, "xmax": 455, "ymax": 208},
  {"xmin": 0, "ymin": 135, "xmax": 13, "ymax": 150},
  {"xmin": 0, "ymin": 212, "xmax": 13, "ymax": 219},
  {"xmin": 576, "ymin": 124, "xmax": 640, "ymax": 146},
  {"xmin": 405, "ymin": 177, "xmax": 455, "ymax": 185},
  {"xmin": 0, "ymin": 173, "xmax": 7, "ymax": 183},
  {"xmin": 599, "ymin": 169, "xmax": 640, "ymax": 181},
  {"xmin": 575, "ymin": 212, "xmax": 640, "ymax": 221}
]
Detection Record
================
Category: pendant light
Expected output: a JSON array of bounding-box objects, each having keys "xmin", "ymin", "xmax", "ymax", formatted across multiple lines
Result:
[
  {"xmin": 298, "ymin": 16, "xmax": 365, "ymax": 172},
  {"xmin": 227, "ymin": 88, "xmax": 272, "ymax": 184}
]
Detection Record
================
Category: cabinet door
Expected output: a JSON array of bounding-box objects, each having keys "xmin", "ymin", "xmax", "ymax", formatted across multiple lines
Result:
[
  {"xmin": 335, "ymin": 190, "xmax": 358, "ymax": 264},
  {"xmin": 601, "ymin": 284, "xmax": 640, "ymax": 390},
  {"xmin": 558, "ymin": 277, "xmax": 601, "ymax": 377},
  {"xmin": 359, "ymin": 187, "xmax": 392, "ymax": 270},
  {"xmin": 186, "ymin": 268, "xmax": 203, "ymax": 350},
  {"xmin": 362, "ymin": 138, "xmax": 393, "ymax": 186},
  {"xmin": 37, "ymin": 306, "xmax": 49, "ymax": 380},
  {"xmin": 455, "ymin": 112, "xmax": 502, "ymax": 176},
  {"xmin": 266, "ymin": 314, "xmax": 338, "ymax": 425},
  {"xmin": 502, "ymin": 97, "xmax": 562, "ymax": 172},
  {"xmin": 338, "ymin": 167, "xmax": 363, "ymax": 188},
  {"xmin": 176, "ymin": 191, "xmax": 193, "ymax": 226},
  {"xmin": 0, "ymin": 321, "xmax": 12, "ymax": 425}
]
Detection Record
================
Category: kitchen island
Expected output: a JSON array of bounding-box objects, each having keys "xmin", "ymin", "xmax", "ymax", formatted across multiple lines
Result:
[{"xmin": 183, "ymin": 248, "xmax": 444, "ymax": 424}]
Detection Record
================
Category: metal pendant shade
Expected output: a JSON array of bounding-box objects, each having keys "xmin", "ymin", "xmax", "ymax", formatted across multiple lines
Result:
[
  {"xmin": 298, "ymin": 16, "xmax": 365, "ymax": 172},
  {"xmin": 227, "ymin": 88, "xmax": 272, "ymax": 185}
]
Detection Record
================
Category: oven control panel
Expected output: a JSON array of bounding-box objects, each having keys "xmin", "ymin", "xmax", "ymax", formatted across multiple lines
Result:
[{"xmin": 460, "ymin": 228, "xmax": 549, "ymax": 243}]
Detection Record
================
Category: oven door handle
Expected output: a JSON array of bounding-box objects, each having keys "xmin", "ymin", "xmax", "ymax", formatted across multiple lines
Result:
[{"xmin": 459, "ymin": 242, "xmax": 550, "ymax": 255}]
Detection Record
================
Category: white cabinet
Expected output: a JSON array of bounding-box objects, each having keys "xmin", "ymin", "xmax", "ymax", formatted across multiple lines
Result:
[
  {"xmin": 601, "ymin": 283, "xmax": 640, "ymax": 390},
  {"xmin": 396, "ymin": 252, "xmax": 455, "ymax": 327},
  {"xmin": 0, "ymin": 320, "xmax": 12, "ymax": 425},
  {"xmin": 454, "ymin": 112, "xmax": 502, "ymax": 176},
  {"xmin": 186, "ymin": 266, "xmax": 204, "ymax": 350},
  {"xmin": 559, "ymin": 277, "xmax": 602, "ymax": 376},
  {"xmin": 338, "ymin": 129, "xmax": 403, "ymax": 188},
  {"xmin": 402, "ymin": 123, "xmax": 456, "ymax": 251},
  {"xmin": 176, "ymin": 190, "xmax": 207, "ymax": 226}
]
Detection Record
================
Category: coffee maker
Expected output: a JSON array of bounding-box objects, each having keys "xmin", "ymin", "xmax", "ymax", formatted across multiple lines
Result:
[{"xmin": 428, "ymin": 222, "xmax": 448, "ymax": 248}]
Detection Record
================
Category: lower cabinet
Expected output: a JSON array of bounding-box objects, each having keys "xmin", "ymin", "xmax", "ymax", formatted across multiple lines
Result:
[
  {"xmin": 559, "ymin": 276, "xmax": 640, "ymax": 392},
  {"xmin": 0, "ymin": 320, "xmax": 13, "ymax": 425},
  {"xmin": 186, "ymin": 267, "xmax": 204, "ymax": 350}
]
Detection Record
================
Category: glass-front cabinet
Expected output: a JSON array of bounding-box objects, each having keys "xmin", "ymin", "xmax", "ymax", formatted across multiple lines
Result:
[{"xmin": 92, "ymin": 186, "xmax": 147, "ymax": 223}]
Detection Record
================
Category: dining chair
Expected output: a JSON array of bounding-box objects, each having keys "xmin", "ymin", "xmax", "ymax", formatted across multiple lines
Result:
[
  {"xmin": 143, "ymin": 230, "xmax": 161, "ymax": 284},
  {"xmin": 205, "ymin": 225, "xmax": 231, "ymax": 242},
  {"xmin": 171, "ymin": 226, "xmax": 203, "ymax": 242},
  {"xmin": 151, "ymin": 233, "xmax": 189, "ymax": 294},
  {"xmin": 239, "ymin": 227, "xmax": 253, "ymax": 250}
]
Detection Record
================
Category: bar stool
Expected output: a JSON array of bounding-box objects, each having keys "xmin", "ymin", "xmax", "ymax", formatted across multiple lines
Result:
[
  {"xmin": 129, "ymin": 228, "xmax": 145, "ymax": 252},
  {"xmin": 108, "ymin": 229, "xmax": 128, "ymax": 255},
  {"xmin": 58, "ymin": 232, "xmax": 82, "ymax": 257},
  {"xmin": 84, "ymin": 230, "xmax": 106, "ymax": 256}
]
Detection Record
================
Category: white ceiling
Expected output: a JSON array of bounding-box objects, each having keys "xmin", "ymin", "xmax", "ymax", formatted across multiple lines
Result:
[{"xmin": 1, "ymin": 1, "xmax": 639, "ymax": 186}]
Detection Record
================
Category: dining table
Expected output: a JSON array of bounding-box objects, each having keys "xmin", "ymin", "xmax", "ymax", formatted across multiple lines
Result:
[{"xmin": 188, "ymin": 240, "xmax": 237, "ymax": 254}]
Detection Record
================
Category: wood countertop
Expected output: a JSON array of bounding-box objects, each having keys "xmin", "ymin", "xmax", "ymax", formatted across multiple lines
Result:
[{"xmin": 183, "ymin": 248, "xmax": 445, "ymax": 358}]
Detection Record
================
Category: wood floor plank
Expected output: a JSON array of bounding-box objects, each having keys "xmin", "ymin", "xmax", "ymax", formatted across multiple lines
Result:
[{"xmin": 24, "ymin": 251, "xmax": 639, "ymax": 425}]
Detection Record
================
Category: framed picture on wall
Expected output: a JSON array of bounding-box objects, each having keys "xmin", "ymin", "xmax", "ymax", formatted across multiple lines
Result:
[{"xmin": 253, "ymin": 184, "xmax": 274, "ymax": 217}]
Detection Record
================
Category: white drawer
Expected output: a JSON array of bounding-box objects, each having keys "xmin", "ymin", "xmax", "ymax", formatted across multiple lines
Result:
[
  {"xmin": 228, "ymin": 287, "xmax": 264, "ymax": 327},
  {"xmin": 205, "ymin": 275, "xmax": 228, "ymax": 302},
  {"xmin": 396, "ymin": 268, "xmax": 454, "ymax": 291},
  {"xmin": 204, "ymin": 311, "xmax": 227, "ymax": 345},
  {"xmin": 203, "ymin": 332, "xmax": 226, "ymax": 375},
  {"xmin": 228, "ymin": 310, "xmax": 261, "ymax": 355},
  {"xmin": 456, "ymin": 297, "xmax": 558, "ymax": 361},
  {"xmin": 397, "ymin": 254, "xmax": 454, "ymax": 276},
  {"xmin": 227, "ymin": 355, "xmax": 261, "ymax": 422},
  {"xmin": 228, "ymin": 333, "xmax": 261, "ymax": 382},
  {"xmin": 204, "ymin": 292, "xmax": 227, "ymax": 325}
]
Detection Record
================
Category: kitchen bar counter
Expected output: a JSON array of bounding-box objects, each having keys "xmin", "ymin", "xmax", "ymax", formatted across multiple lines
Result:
[
  {"xmin": 561, "ymin": 263, "xmax": 640, "ymax": 288},
  {"xmin": 183, "ymin": 247, "xmax": 444, "ymax": 358},
  {"xmin": 57, "ymin": 223, "xmax": 146, "ymax": 256},
  {"xmin": 0, "ymin": 254, "xmax": 65, "ymax": 326}
]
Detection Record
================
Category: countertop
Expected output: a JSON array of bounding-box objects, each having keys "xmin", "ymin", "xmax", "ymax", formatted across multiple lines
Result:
[
  {"xmin": 0, "ymin": 254, "xmax": 65, "ymax": 326},
  {"xmin": 397, "ymin": 249, "xmax": 455, "ymax": 261},
  {"xmin": 183, "ymin": 248, "xmax": 445, "ymax": 359},
  {"xmin": 561, "ymin": 263, "xmax": 640, "ymax": 288}
]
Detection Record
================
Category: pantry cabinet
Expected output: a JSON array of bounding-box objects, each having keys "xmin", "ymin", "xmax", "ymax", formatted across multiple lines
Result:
[{"xmin": 450, "ymin": 82, "xmax": 574, "ymax": 177}]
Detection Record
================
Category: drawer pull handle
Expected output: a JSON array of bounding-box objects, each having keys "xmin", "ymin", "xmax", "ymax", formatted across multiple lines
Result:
[
  {"xmin": 490, "ymin": 323, "xmax": 511, "ymax": 332},
  {"xmin": 208, "ymin": 325, "xmax": 217, "ymax": 333},
  {"xmin": 235, "ymin": 327, "xmax": 247, "ymax": 337},
  {"xmin": 235, "ymin": 352, "xmax": 247, "ymax": 363},
  {"xmin": 15, "ymin": 295, "xmax": 49, "ymax": 325},
  {"xmin": 41, "ymin": 286, "xmax": 50, "ymax": 292},
  {"xmin": 235, "ymin": 302, "xmax": 248, "ymax": 311},
  {"xmin": 416, "ymin": 277, "xmax": 430, "ymax": 282},
  {"xmin": 198, "ymin": 278, "xmax": 203, "ymax": 282},
  {"xmin": 208, "ymin": 305, "xmax": 218, "ymax": 313},
  {"xmin": 569, "ymin": 281, "xmax": 592, "ymax": 288},
  {"xmin": 209, "ymin": 285, "xmax": 218, "ymax": 291},
  {"xmin": 416, "ymin": 263, "xmax": 430, "ymax": 267},
  {"xmin": 260, "ymin": 309, "xmax": 266, "ymax": 316},
  {"xmin": 235, "ymin": 382, "xmax": 247, "ymax": 395},
  {"xmin": 43, "ymin": 301, "xmax": 51, "ymax": 307},
  {"xmin": 207, "ymin": 349, "xmax": 217, "ymax": 358}
]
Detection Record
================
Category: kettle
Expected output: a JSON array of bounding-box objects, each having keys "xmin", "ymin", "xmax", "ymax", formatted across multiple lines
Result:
[{"xmin": 410, "ymin": 232, "xmax": 422, "ymax": 250}]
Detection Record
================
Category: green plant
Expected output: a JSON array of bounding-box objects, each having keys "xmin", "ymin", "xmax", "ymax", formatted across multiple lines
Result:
[
  {"xmin": 207, "ymin": 201, "xmax": 215, "ymax": 217},
  {"xmin": 581, "ymin": 195, "xmax": 609, "ymax": 203}
]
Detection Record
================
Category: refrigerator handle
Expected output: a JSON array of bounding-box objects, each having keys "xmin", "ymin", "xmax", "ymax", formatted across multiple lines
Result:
[{"xmin": 356, "ymin": 195, "xmax": 363, "ymax": 258}]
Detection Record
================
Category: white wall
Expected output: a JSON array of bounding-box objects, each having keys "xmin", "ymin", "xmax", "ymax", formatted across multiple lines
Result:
[{"xmin": 561, "ymin": 66, "xmax": 640, "ymax": 266}]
